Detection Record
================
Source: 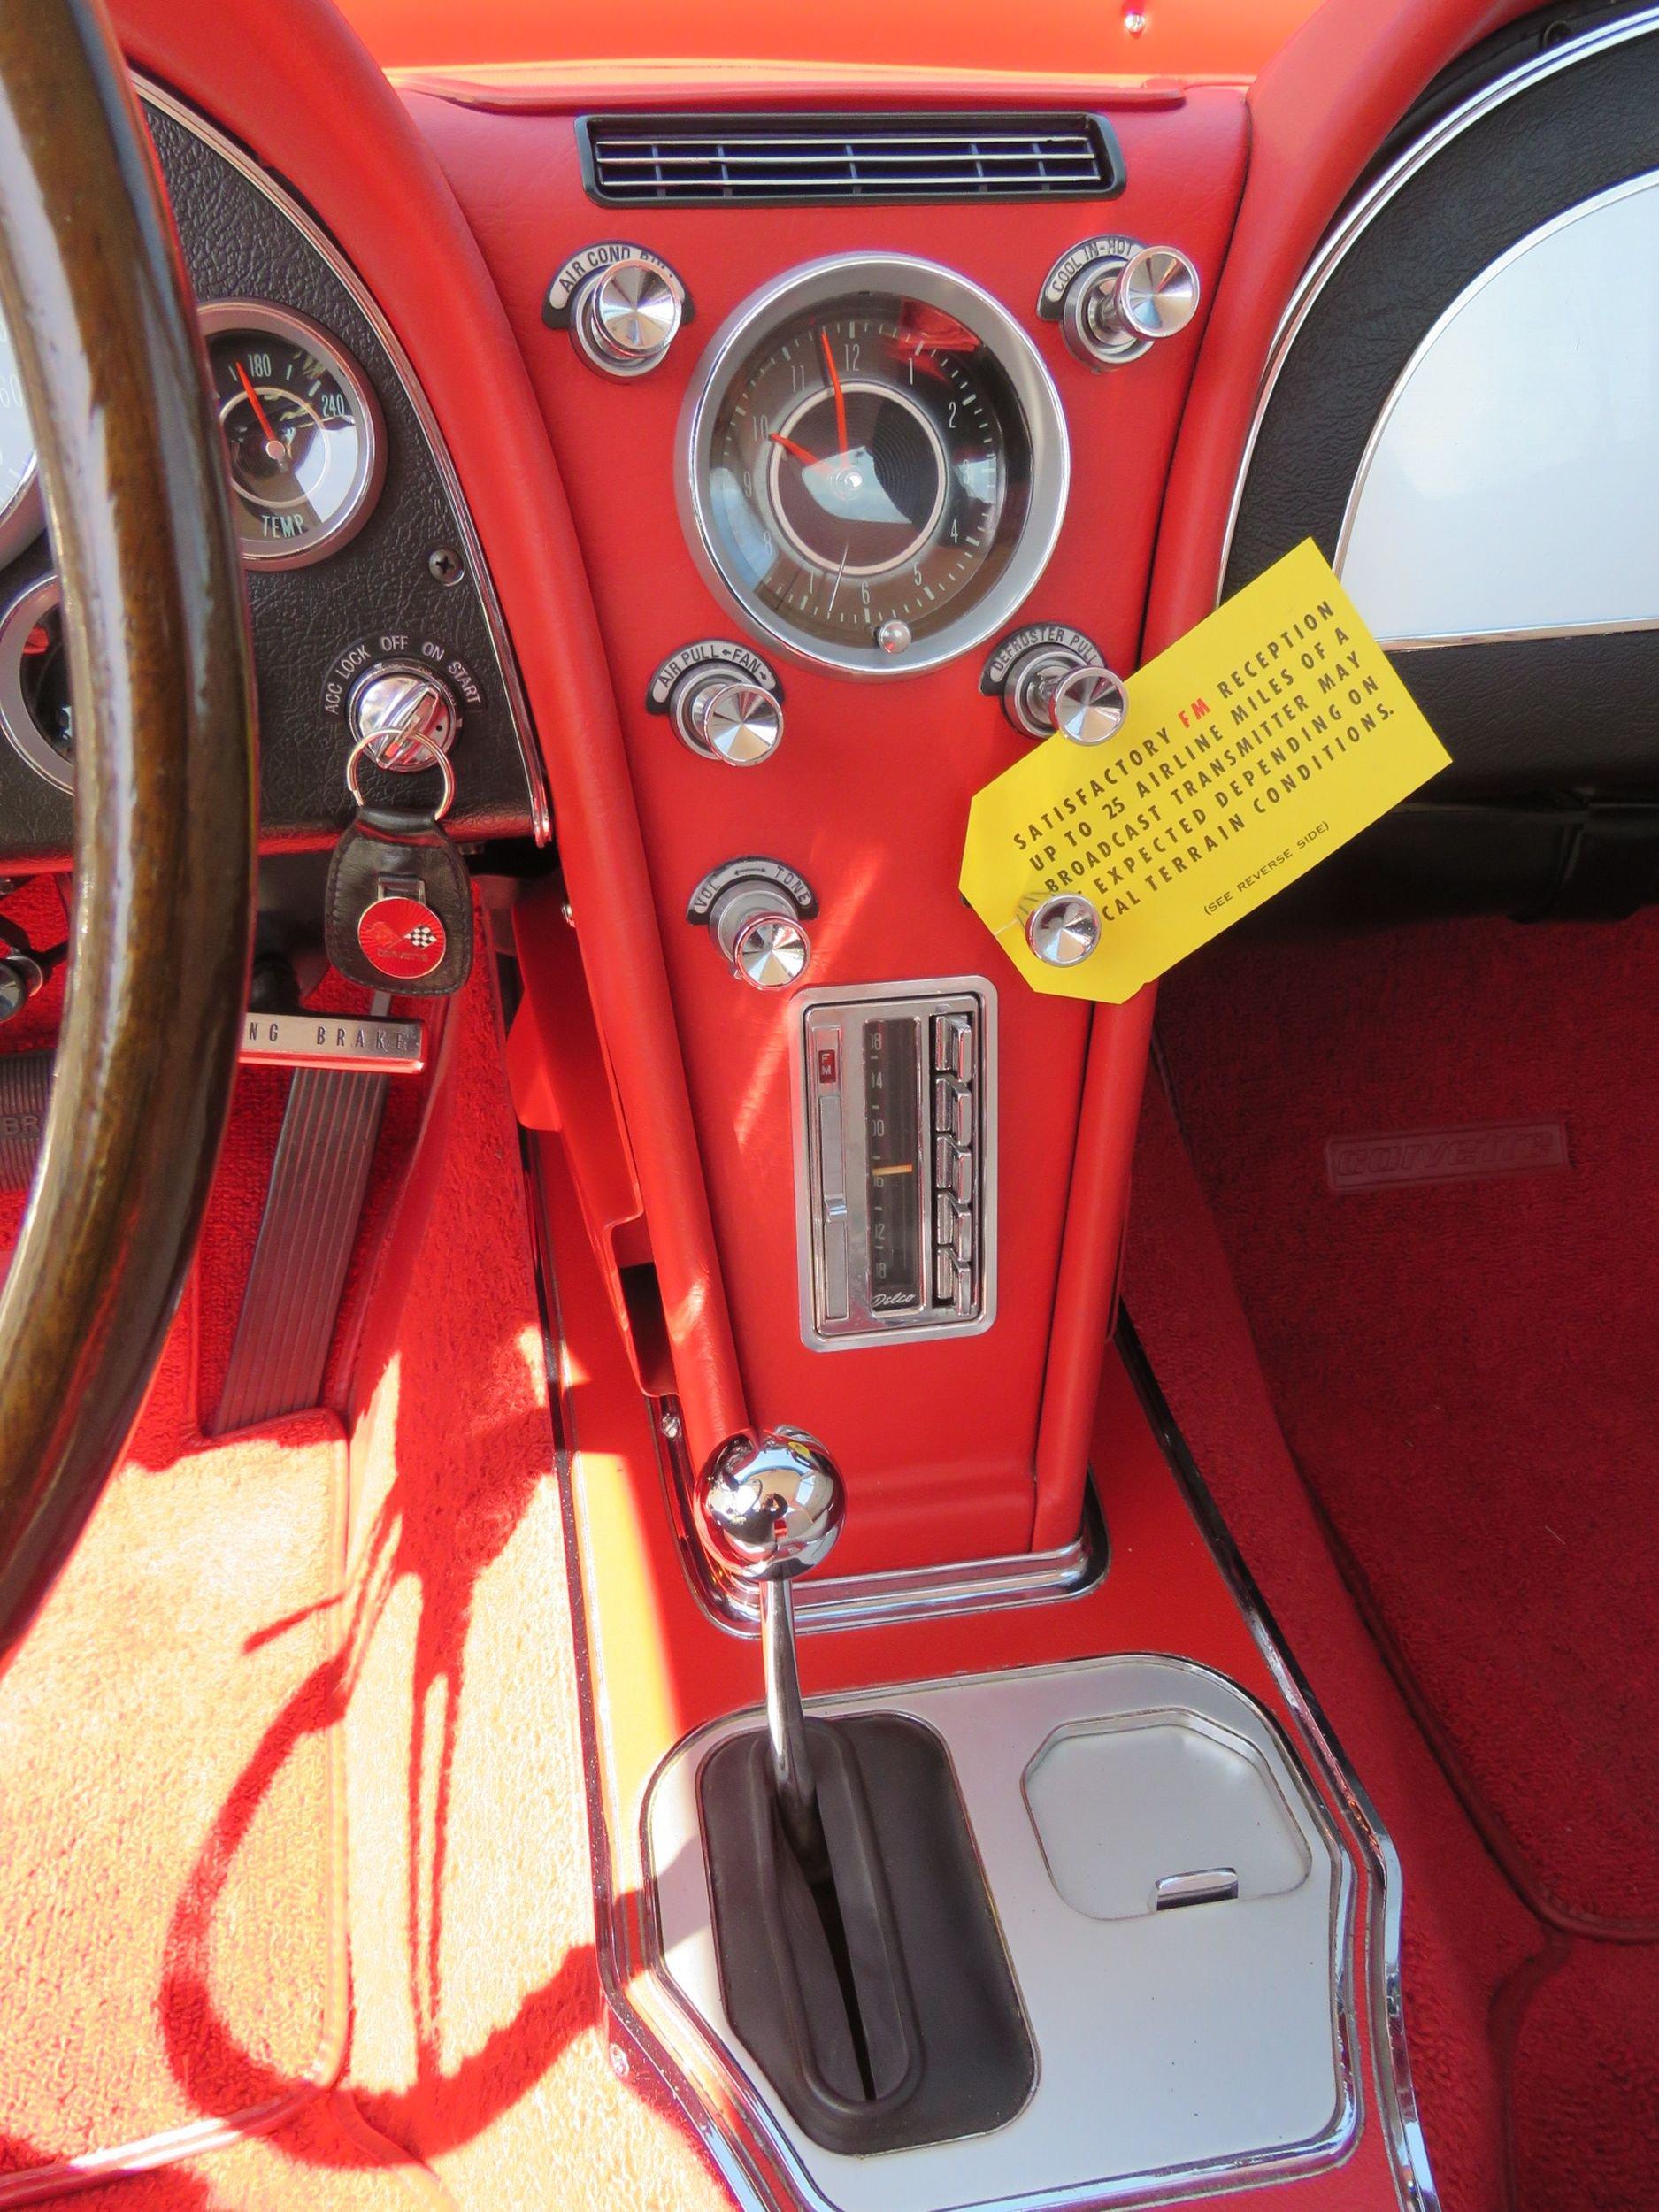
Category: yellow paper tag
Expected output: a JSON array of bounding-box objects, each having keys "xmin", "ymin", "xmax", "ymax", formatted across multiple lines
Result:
[{"xmin": 960, "ymin": 541, "xmax": 1451, "ymax": 1001}]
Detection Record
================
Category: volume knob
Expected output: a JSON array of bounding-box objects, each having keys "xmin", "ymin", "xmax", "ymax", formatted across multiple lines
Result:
[
  {"xmin": 707, "ymin": 878, "xmax": 811, "ymax": 989},
  {"xmin": 571, "ymin": 257, "xmax": 683, "ymax": 377}
]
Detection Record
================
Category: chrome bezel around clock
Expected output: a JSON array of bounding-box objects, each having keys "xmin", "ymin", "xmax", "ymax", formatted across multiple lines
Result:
[
  {"xmin": 199, "ymin": 298, "xmax": 387, "ymax": 570},
  {"xmin": 679, "ymin": 254, "xmax": 1070, "ymax": 679}
]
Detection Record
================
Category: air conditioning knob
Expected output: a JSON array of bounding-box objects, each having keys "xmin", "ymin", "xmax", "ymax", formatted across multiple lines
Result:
[
  {"xmin": 1002, "ymin": 640, "xmax": 1128, "ymax": 742},
  {"xmin": 1062, "ymin": 242, "xmax": 1200, "ymax": 368},
  {"xmin": 570, "ymin": 255, "xmax": 683, "ymax": 376},
  {"xmin": 670, "ymin": 663, "xmax": 784, "ymax": 765}
]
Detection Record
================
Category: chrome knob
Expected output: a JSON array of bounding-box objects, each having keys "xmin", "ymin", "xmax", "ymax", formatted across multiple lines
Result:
[
  {"xmin": 1062, "ymin": 242, "xmax": 1200, "ymax": 368},
  {"xmin": 1051, "ymin": 664, "xmax": 1127, "ymax": 745},
  {"xmin": 349, "ymin": 663, "xmax": 459, "ymax": 773},
  {"xmin": 1002, "ymin": 641, "xmax": 1128, "ymax": 741},
  {"xmin": 707, "ymin": 877, "xmax": 811, "ymax": 989},
  {"xmin": 1026, "ymin": 894, "xmax": 1102, "ymax": 967},
  {"xmin": 697, "ymin": 1427, "xmax": 845, "ymax": 1586},
  {"xmin": 698, "ymin": 1427, "xmax": 844, "ymax": 1873},
  {"xmin": 670, "ymin": 664, "xmax": 783, "ymax": 765},
  {"xmin": 571, "ymin": 256, "xmax": 683, "ymax": 376}
]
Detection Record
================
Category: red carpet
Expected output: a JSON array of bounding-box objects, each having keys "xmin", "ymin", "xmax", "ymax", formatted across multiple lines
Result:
[
  {"xmin": 1156, "ymin": 910, "xmax": 1659, "ymax": 1934},
  {"xmin": 1141, "ymin": 903, "xmax": 1659, "ymax": 2205},
  {"xmin": 0, "ymin": 1293, "xmax": 360, "ymax": 2202}
]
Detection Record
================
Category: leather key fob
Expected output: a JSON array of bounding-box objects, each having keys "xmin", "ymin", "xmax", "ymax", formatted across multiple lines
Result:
[{"xmin": 325, "ymin": 803, "xmax": 472, "ymax": 995}]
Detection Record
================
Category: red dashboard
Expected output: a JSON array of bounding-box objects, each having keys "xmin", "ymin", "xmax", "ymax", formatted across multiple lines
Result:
[{"xmin": 113, "ymin": 0, "xmax": 1531, "ymax": 1579}]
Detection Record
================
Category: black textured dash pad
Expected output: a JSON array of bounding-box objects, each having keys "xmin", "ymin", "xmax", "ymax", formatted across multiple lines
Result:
[{"xmin": 699, "ymin": 1714, "xmax": 1034, "ymax": 2154}]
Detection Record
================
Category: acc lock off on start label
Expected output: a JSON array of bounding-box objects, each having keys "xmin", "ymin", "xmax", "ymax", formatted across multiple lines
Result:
[{"xmin": 959, "ymin": 541, "xmax": 1451, "ymax": 1002}]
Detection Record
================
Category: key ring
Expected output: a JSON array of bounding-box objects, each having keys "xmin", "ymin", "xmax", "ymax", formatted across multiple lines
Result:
[{"xmin": 344, "ymin": 728, "xmax": 456, "ymax": 822}]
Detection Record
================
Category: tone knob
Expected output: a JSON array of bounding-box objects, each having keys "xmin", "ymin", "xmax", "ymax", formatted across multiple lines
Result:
[
  {"xmin": 1002, "ymin": 641, "xmax": 1128, "ymax": 741},
  {"xmin": 1062, "ymin": 242, "xmax": 1200, "ymax": 368},
  {"xmin": 571, "ymin": 256, "xmax": 683, "ymax": 377},
  {"xmin": 348, "ymin": 663, "xmax": 459, "ymax": 772},
  {"xmin": 670, "ymin": 664, "xmax": 783, "ymax": 765},
  {"xmin": 707, "ymin": 878, "xmax": 811, "ymax": 990},
  {"xmin": 1026, "ymin": 894, "xmax": 1101, "ymax": 967}
]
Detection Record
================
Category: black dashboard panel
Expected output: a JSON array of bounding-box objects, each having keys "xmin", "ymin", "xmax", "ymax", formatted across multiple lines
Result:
[{"xmin": 0, "ymin": 87, "xmax": 544, "ymax": 864}]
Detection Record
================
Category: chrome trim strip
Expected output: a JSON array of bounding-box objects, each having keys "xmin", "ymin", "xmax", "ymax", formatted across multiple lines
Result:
[
  {"xmin": 654, "ymin": 1398, "xmax": 1108, "ymax": 1635},
  {"xmin": 1217, "ymin": 4, "xmax": 1659, "ymax": 612},
  {"xmin": 138, "ymin": 78, "xmax": 552, "ymax": 843},
  {"xmin": 1118, "ymin": 1317, "xmax": 1437, "ymax": 2212}
]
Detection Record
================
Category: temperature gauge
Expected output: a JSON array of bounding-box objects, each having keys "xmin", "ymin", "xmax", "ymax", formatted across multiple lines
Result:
[{"xmin": 201, "ymin": 302, "xmax": 385, "ymax": 567}]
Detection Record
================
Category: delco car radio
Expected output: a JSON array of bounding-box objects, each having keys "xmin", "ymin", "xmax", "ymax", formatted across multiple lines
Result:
[{"xmin": 793, "ymin": 979, "xmax": 996, "ymax": 1349}]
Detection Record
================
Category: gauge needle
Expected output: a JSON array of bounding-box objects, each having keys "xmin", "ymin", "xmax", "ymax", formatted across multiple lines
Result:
[
  {"xmin": 768, "ymin": 431, "xmax": 818, "ymax": 465},
  {"xmin": 826, "ymin": 545, "xmax": 848, "ymax": 616},
  {"xmin": 234, "ymin": 362, "xmax": 288, "ymax": 463},
  {"xmin": 819, "ymin": 329, "xmax": 849, "ymax": 456}
]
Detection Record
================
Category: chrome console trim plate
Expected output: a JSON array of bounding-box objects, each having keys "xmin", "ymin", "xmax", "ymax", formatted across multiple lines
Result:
[
  {"xmin": 644, "ymin": 1655, "xmax": 1357, "ymax": 2212},
  {"xmin": 526, "ymin": 1156, "xmax": 1435, "ymax": 2212}
]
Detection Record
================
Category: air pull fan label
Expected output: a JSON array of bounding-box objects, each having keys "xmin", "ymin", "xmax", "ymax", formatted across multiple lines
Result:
[{"xmin": 959, "ymin": 541, "xmax": 1451, "ymax": 1002}]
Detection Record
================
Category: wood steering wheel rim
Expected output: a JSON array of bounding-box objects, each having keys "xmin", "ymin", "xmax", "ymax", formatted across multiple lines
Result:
[{"xmin": 0, "ymin": 1, "xmax": 257, "ymax": 1671}]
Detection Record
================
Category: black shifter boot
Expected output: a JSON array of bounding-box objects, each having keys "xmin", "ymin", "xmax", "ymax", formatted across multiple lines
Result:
[{"xmin": 699, "ymin": 1713, "xmax": 1034, "ymax": 2154}]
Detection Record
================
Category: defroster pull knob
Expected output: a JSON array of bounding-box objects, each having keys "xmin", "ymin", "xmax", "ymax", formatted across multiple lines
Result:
[{"xmin": 1002, "ymin": 638, "xmax": 1128, "ymax": 742}]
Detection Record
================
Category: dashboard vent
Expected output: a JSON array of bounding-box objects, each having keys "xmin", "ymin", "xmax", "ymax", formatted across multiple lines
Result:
[{"xmin": 579, "ymin": 112, "xmax": 1125, "ymax": 207}]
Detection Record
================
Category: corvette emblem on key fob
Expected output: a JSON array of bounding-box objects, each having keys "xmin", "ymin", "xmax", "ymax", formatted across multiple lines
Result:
[{"xmin": 357, "ymin": 890, "xmax": 448, "ymax": 980}]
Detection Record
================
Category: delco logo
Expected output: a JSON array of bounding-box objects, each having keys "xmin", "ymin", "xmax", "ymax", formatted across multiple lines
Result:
[{"xmin": 1325, "ymin": 1119, "xmax": 1570, "ymax": 1194}]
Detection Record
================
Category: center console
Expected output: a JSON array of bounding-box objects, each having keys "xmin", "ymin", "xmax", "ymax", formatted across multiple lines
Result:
[{"xmin": 415, "ymin": 78, "xmax": 1251, "ymax": 1576}]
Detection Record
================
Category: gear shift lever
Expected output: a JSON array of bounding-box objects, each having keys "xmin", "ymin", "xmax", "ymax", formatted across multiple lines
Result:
[{"xmin": 697, "ymin": 1427, "xmax": 844, "ymax": 1871}]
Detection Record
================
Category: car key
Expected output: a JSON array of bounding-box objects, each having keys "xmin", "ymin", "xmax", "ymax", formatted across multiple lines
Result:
[{"xmin": 324, "ymin": 732, "xmax": 472, "ymax": 995}]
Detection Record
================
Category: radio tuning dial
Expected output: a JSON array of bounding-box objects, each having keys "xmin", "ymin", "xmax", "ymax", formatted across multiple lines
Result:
[
  {"xmin": 670, "ymin": 662, "xmax": 784, "ymax": 765},
  {"xmin": 571, "ymin": 256, "xmax": 683, "ymax": 377},
  {"xmin": 1062, "ymin": 243, "xmax": 1200, "ymax": 369},
  {"xmin": 1002, "ymin": 641, "xmax": 1127, "ymax": 742},
  {"xmin": 349, "ymin": 663, "xmax": 459, "ymax": 773}
]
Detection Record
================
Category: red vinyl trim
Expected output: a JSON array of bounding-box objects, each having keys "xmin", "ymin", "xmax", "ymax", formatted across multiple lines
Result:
[{"xmin": 113, "ymin": 0, "xmax": 750, "ymax": 1463}]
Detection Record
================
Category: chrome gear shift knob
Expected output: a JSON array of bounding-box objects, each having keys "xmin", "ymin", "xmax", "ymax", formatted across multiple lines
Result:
[
  {"xmin": 697, "ymin": 1428, "xmax": 844, "ymax": 1869},
  {"xmin": 697, "ymin": 1426, "xmax": 844, "ymax": 1582}
]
